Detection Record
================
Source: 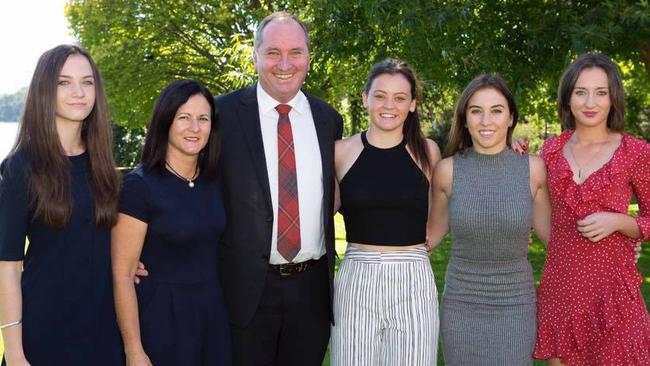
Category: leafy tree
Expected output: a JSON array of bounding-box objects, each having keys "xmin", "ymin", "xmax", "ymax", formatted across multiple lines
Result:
[
  {"xmin": 67, "ymin": 0, "xmax": 321, "ymax": 165},
  {"xmin": 67, "ymin": 0, "xmax": 263, "ymax": 129},
  {"xmin": 67, "ymin": 0, "xmax": 649, "ymax": 167},
  {"xmin": 310, "ymin": 0, "xmax": 650, "ymax": 145}
]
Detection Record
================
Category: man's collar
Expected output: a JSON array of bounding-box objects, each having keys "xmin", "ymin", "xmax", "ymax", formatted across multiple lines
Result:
[{"xmin": 256, "ymin": 82, "xmax": 309, "ymax": 115}]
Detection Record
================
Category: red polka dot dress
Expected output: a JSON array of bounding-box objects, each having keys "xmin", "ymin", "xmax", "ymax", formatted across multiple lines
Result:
[{"xmin": 534, "ymin": 131, "xmax": 650, "ymax": 365}]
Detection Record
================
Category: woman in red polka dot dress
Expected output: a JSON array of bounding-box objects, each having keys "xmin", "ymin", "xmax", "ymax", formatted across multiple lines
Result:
[{"xmin": 533, "ymin": 53, "xmax": 650, "ymax": 365}]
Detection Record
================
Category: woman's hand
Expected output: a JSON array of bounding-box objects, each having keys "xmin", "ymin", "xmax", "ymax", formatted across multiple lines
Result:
[
  {"xmin": 511, "ymin": 137, "xmax": 529, "ymax": 155},
  {"xmin": 424, "ymin": 237, "xmax": 437, "ymax": 254},
  {"xmin": 127, "ymin": 352, "xmax": 152, "ymax": 366},
  {"xmin": 577, "ymin": 212, "xmax": 621, "ymax": 242},
  {"xmin": 5, "ymin": 356, "xmax": 31, "ymax": 366}
]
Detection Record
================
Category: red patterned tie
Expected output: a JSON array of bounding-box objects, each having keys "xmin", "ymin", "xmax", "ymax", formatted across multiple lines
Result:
[{"xmin": 276, "ymin": 104, "xmax": 301, "ymax": 262}]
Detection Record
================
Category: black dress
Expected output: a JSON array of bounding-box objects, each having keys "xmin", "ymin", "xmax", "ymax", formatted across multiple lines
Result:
[
  {"xmin": 0, "ymin": 151, "xmax": 123, "ymax": 366},
  {"xmin": 119, "ymin": 166, "xmax": 231, "ymax": 366}
]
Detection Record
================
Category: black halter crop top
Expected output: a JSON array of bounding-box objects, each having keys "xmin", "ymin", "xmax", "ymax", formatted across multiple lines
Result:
[{"xmin": 339, "ymin": 131, "xmax": 429, "ymax": 246}]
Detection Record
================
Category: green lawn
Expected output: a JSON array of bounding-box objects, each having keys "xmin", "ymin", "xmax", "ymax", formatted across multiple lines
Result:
[{"xmin": 3, "ymin": 210, "xmax": 648, "ymax": 364}]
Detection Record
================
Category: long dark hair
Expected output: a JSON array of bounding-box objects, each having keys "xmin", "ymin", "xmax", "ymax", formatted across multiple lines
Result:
[
  {"xmin": 141, "ymin": 79, "xmax": 220, "ymax": 180},
  {"xmin": 445, "ymin": 74, "xmax": 519, "ymax": 157},
  {"xmin": 364, "ymin": 59, "xmax": 431, "ymax": 174},
  {"xmin": 9, "ymin": 44, "xmax": 119, "ymax": 228},
  {"xmin": 557, "ymin": 52, "xmax": 625, "ymax": 131}
]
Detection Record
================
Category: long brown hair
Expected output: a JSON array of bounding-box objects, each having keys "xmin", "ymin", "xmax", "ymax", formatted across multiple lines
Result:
[
  {"xmin": 10, "ymin": 44, "xmax": 120, "ymax": 228},
  {"xmin": 557, "ymin": 53, "xmax": 625, "ymax": 131},
  {"xmin": 444, "ymin": 74, "xmax": 519, "ymax": 157},
  {"xmin": 364, "ymin": 59, "xmax": 431, "ymax": 174}
]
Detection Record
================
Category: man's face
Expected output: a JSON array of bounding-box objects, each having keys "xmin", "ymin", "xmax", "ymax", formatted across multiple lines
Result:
[{"xmin": 254, "ymin": 19, "xmax": 310, "ymax": 103}]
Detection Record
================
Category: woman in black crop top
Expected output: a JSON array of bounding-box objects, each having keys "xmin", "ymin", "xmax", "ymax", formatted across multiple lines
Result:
[{"xmin": 330, "ymin": 59, "xmax": 442, "ymax": 366}]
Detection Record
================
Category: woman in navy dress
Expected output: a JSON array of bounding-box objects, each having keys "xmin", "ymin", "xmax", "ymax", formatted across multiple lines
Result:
[
  {"xmin": 0, "ymin": 45, "xmax": 123, "ymax": 365},
  {"xmin": 112, "ymin": 79, "xmax": 230, "ymax": 366}
]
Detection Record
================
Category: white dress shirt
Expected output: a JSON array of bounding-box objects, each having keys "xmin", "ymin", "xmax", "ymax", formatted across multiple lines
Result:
[{"xmin": 256, "ymin": 83, "xmax": 325, "ymax": 264}]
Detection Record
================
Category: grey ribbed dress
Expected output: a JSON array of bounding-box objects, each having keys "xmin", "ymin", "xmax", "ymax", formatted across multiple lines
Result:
[{"xmin": 440, "ymin": 148, "xmax": 536, "ymax": 365}]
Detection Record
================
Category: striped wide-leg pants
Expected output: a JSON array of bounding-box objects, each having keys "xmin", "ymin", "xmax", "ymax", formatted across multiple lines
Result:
[{"xmin": 330, "ymin": 246, "xmax": 439, "ymax": 366}]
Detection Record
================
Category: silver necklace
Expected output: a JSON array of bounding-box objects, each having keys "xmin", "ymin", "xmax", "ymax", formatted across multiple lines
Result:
[
  {"xmin": 566, "ymin": 135, "xmax": 608, "ymax": 180},
  {"xmin": 165, "ymin": 161, "xmax": 198, "ymax": 188}
]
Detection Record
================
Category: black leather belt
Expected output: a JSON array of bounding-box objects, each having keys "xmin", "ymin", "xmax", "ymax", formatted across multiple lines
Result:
[{"xmin": 270, "ymin": 257, "xmax": 321, "ymax": 276}]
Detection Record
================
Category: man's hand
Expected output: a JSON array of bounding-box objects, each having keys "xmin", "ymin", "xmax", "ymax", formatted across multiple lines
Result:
[{"xmin": 133, "ymin": 261, "xmax": 148, "ymax": 285}]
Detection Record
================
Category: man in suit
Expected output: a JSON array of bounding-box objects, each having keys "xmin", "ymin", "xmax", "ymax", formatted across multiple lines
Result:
[{"xmin": 216, "ymin": 11, "xmax": 343, "ymax": 366}]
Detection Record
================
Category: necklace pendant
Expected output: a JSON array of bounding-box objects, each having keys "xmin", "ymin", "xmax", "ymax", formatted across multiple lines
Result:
[
  {"xmin": 578, "ymin": 169, "xmax": 581, "ymax": 178},
  {"xmin": 188, "ymin": 181, "xmax": 195, "ymax": 188}
]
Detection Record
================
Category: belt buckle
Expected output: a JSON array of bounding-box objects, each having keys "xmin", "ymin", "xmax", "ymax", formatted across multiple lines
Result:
[{"xmin": 278, "ymin": 263, "xmax": 293, "ymax": 276}]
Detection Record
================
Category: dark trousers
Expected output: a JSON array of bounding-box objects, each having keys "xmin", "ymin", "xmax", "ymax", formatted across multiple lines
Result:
[{"xmin": 230, "ymin": 258, "xmax": 331, "ymax": 366}]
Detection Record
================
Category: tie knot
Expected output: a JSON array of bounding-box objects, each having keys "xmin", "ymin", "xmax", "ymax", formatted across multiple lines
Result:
[{"xmin": 275, "ymin": 104, "xmax": 292, "ymax": 115}]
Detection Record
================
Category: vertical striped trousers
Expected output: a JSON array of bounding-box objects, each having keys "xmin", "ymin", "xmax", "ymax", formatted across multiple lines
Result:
[{"xmin": 330, "ymin": 247, "xmax": 439, "ymax": 366}]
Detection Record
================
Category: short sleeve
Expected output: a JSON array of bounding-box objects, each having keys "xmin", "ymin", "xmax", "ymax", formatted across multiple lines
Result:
[
  {"xmin": 119, "ymin": 171, "xmax": 152, "ymax": 223},
  {"xmin": 0, "ymin": 155, "xmax": 30, "ymax": 260},
  {"xmin": 631, "ymin": 141, "xmax": 650, "ymax": 241}
]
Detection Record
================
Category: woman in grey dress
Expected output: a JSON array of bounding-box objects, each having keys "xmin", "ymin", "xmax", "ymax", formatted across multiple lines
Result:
[{"xmin": 427, "ymin": 74, "xmax": 551, "ymax": 365}]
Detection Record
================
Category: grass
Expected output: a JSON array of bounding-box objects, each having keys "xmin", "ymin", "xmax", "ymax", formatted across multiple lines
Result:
[
  {"xmin": 3, "ymin": 211, "xmax": 648, "ymax": 364},
  {"xmin": 324, "ymin": 212, "xmax": 650, "ymax": 366}
]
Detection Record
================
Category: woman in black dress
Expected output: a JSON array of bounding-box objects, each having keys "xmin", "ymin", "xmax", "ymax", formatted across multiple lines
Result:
[
  {"xmin": 112, "ymin": 80, "xmax": 230, "ymax": 366},
  {"xmin": 0, "ymin": 45, "xmax": 122, "ymax": 365}
]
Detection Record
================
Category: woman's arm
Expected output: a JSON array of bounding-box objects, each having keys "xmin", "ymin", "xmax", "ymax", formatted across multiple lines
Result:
[
  {"xmin": 426, "ymin": 157, "xmax": 453, "ymax": 250},
  {"xmin": 333, "ymin": 179, "xmax": 341, "ymax": 214},
  {"xmin": 0, "ymin": 157, "xmax": 31, "ymax": 365},
  {"xmin": 577, "ymin": 142, "xmax": 650, "ymax": 242},
  {"xmin": 111, "ymin": 213, "xmax": 152, "ymax": 366},
  {"xmin": 577, "ymin": 212, "xmax": 642, "ymax": 242},
  {"xmin": 425, "ymin": 139, "xmax": 442, "ymax": 181},
  {"xmin": 333, "ymin": 135, "xmax": 364, "ymax": 214},
  {"xmin": 530, "ymin": 155, "xmax": 551, "ymax": 245},
  {"xmin": 0, "ymin": 261, "xmax": 30, "ymax": 366}
]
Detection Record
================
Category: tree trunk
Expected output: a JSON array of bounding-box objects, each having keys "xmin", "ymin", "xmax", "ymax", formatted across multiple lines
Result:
[{"xmin": 641, "ymin": 40, "xmax": 650, "ymax": 76}]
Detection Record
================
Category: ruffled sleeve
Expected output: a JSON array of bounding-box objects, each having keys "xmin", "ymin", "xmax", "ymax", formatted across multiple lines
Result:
[
  {"xmin": 539, "ymin": 133, "xmax": 564, "ymax": 164},
  {"xmin": 630, "ymin": 139, "xmax": 650, "ymax": 241}
]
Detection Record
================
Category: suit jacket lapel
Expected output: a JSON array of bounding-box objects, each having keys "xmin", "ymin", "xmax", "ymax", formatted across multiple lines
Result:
[{"xmin": 237, "ymin": 86, "xmax": 273, "ymax": 212}]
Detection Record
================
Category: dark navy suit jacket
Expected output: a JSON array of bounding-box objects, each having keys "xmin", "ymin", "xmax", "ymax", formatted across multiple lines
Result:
[{"xmin": 215, "ymin": 85, "xmax": 343, "ymax": 327}]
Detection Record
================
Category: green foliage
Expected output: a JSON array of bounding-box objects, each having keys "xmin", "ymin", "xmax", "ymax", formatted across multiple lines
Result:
[
  {"xmin": 66, "ymin": 0, "xmax": 326, "ymax": 164},
  {"xmin": 66, "ymin": 0, "xmax": 650, "ymax": 161},
  {"xmin": 0, "ymin": 88, "xmax": 27, "ymax": 122},
  {"xmin": 112, "ymin": 124, "xmax": 145, "ymax": 168},
  {"xmin": 310, "ymin": 0, "xmax": 650, "ymax": 144},
  {"xmin": 66, "ymin": 0, "xmax": 265, "ymax": 128}
]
